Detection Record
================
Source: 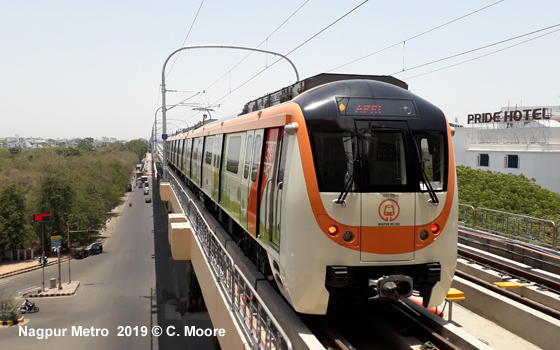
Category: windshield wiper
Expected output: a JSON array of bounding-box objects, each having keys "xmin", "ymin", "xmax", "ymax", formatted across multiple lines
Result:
[
  {"xmin": 333, "ymin": 171, "xmax": 355, "ymax": 207},
  {"xmin": 413, "ymin": 139, "xmax": 439, "ymax": 205},
  {"xmin": 420, "ymin": 163, "xmax": 439, "ymax": 205}
]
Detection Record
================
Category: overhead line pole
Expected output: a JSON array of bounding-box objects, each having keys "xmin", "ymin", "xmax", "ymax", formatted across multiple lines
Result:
[{"xmin": 160, "ymin": 45, "xmax": 300, "ymax": 181}]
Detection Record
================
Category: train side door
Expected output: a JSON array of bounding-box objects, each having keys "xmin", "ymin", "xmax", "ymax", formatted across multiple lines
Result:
[
  {"xmin": 240, "ymin": 131, "xmax": 255, "ymax": 229},
  {"xmin": 246, "ymin": 130, "xmax": 264, "ymax": 237},
  {"xmin": 185, "ymin": 138, "xmax": 193, "ymax": 178},
  {"xmin": 211, "ymin": 134, "xmax": 223, "ymax": 202},
  {"xmin": 259, "ymin": 128, "xmax": 284, "ymax": 250},
  {"xmin": 261, "ymin": 128, "xmax": 286, "ymax": 251}
]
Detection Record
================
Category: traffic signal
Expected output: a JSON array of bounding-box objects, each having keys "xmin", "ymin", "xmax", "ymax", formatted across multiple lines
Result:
[
  {"xmin": 32, "ymin": 213, "xmax": 53, "ymax": 223},
  {"xmin": 85, "ymin": 229, "xmax": 97, "ymax": 233}
]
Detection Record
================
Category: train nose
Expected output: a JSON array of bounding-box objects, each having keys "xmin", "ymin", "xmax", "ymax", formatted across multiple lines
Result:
[{"xmin": 369, "ymin": 275, "xmax": 414, "ymax": 300}]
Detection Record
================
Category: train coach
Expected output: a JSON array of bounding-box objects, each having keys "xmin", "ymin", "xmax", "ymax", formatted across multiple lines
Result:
[{"xmin": 167, "ymin": 73, "xmax": 458, "ymax": 315}]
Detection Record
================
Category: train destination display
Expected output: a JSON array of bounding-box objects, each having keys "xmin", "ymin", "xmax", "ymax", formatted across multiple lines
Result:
[{"xmin": 338, "ymin": 98, "xmax": 417, "ymax": 117}]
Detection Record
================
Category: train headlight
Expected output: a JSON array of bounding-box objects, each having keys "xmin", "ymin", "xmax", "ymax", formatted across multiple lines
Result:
[
  {"xmin": 430, "ymin": 224, "xmax": 440, "ymax": 234},
  {"xmin": 327, "ymin": 225, "xmax": 339, "ymax": 236},
  {"xmin": 343, "ymin": 231, "xmax": 353, "ymax": 242},
  {"xmin": 419, "ymin": 230, "xmax": 429, "ymax": 241}
]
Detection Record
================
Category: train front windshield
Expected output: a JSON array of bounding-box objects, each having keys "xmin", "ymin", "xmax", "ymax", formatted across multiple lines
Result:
[{"xmin": 311, "ymin": 128, "xmax": 447, "ymax": 194}]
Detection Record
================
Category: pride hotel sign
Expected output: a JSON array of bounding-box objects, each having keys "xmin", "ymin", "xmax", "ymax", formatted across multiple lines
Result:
[{"xmin": 468, "ymin": 108, "xmax": 550, "ymax": 124}]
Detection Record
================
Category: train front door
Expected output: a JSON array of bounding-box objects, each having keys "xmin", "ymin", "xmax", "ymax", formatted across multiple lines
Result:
[{"xmin": 356, "ymin": 121, "xmax": 416, "ymax": 262}]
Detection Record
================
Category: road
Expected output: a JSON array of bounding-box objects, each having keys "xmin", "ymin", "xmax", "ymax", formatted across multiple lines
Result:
[{"xmin": 1, "ymin": 180, "xmax": 156, "ymax": 349}]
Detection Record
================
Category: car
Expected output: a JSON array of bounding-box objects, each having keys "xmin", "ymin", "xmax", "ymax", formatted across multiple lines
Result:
[
  {"xmin": 145, "ymin": 197, "xmax": 152, "ymax": 203},
  {"xmin": 144, "ymin": 189, "xmax": 149, "ymax": 195},
  {"xmin": 138, "ymin": 183, "xmax": 143, "ymax": 188},
  {"xmin": 90, "ymin": 243, "xmax": 103, "ymax": 254},
  {"xmin": 74, "ymin": 247, "xmax": 89, "ymax": 259}
]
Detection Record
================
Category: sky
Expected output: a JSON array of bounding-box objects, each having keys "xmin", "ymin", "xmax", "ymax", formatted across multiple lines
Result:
[{"xmin": 1, "ymin": 0, "xmax": 559, "ymax": 141}]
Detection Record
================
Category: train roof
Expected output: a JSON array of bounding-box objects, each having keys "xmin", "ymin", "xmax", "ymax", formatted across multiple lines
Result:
[{"xmin": 240, "ymin": 73, "xmax": 407, "ymax": 115}]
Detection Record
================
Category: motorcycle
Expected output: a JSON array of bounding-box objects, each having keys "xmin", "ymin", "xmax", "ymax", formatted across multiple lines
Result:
[
  {"xmin": 18, "ymin": 299, "xmax": 39, "ymax": 314},
  {"xmin": 129, "ymin": 202, "xmax": 132, "ymax": 207}
]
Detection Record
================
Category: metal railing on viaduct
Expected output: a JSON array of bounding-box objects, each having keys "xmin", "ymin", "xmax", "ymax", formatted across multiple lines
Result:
[{"xmin": 459, "ymin": 204, "xmax": 559, "ymax": 251}]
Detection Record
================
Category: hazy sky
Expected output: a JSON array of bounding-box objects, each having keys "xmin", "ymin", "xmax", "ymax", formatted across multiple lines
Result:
[{"xmin": 2, "ymin": 0, "xmax": 559, "ymax": 141}]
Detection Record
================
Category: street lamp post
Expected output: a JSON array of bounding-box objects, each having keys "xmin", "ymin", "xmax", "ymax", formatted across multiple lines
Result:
[{"xmin": 161, "ymin": 45, "xmax": 300, "ymax": 181}]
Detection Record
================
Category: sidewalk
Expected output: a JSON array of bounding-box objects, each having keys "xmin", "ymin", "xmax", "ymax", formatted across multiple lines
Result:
[{"xmin": 0, "ymin": 194, "xmax": 129, "ymax": 297}]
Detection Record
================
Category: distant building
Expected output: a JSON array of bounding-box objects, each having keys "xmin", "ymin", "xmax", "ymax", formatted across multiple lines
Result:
[
  {"xmin": 453, "ymin": 105, "xmax": 560, "ymax": 194},
  {"xmin": 27, "ymin": 139, "xmax": 47, "ymax": 149},
  {"xmin": 7, "ymin": 137, "xmax": 25, "ymax": 150}
]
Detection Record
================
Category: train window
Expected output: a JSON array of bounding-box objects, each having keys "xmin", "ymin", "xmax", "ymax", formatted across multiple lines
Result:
[
  {"xmin": 363, "ymin": 131, "xmax": 407, "ymax": 187},
  {"xmin": 213, "ymin": 134, "xmax": 222, "ymax": 168},
  {"xmin": 312, "ymin": 131, "xmax": 355, "ymax": 192},
  {"xmin": 226, "ymin": 136, "xmax": 242, "ymax": 174},
  {"xmin": 193, "ymin": 138, "xmax": 199, "ymax": 161},
  {"xmin": 251, "ymin": 135, "xmax": 262, "ymax": 182},
  {"xmin": 244, "ymin": 135, "xmax": 253, "ymax": 179},
  {"xmin": 413, "ymin": 132, "xmax": 446, "ymax": 191},
  {"xmin": 185, "ymin": 139, "xmax": 192, "ymax": 176},
  {"xmin": 205, "ymin": 138, "xmax": 213, "ymax": 165}
]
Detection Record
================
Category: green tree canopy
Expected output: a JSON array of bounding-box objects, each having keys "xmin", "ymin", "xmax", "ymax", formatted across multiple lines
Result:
[
  {"xmin": 77, "ymin": 137, "xmax": 95, "ymax": 152},
  {"xmin": 457, "ymin": 166, "xmax": 560, "ymax": 222},
  {"xmin": 34, "ymin": 175, "xmax": 75, "ymax": 247},
  {"xmin": 0, "ymin": 183, "xmax": 34, "ymax": 250},
  {"xmin": 121, "ymin": 139, "xmax": 148, "ymax": 162},
  {"xmin": 0, "ymin": 144, "xmax": 139, "ymax": 250}
]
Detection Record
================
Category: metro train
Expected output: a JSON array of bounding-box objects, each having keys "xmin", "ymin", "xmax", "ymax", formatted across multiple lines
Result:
[{"xmin": 167, "ymin": 73, "xmax": 458, "ymax": 315}]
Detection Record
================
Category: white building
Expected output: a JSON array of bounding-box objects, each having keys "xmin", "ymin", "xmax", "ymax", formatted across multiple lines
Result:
[{"xmin": 453, "ymin": 105, "xmax": 560, "ymax": 194}]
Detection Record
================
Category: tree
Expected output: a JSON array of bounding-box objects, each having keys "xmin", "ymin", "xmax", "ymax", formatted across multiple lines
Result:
[
  {"xmin": 457, "ymin": 166, "xmax": 560, "ymax": 222},
  {"xmin": 0, "ymin": 183, "xmax": 35, "ymax": 251},
  {"xmin": 121, "ymin": 139, "xmax": 148, "ymax": 162},
  {"xmin": 34, "ymin": 175, "xmax": 75, "ymax": 249},
  {"xmin": 77, "ymin": 137, "xmax": 95, "ymax": 152}
]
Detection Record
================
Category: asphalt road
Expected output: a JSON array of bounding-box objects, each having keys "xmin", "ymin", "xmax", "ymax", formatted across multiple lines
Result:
[{"xmin": 1, "ymin": 181, "xmax": 157, "ymax": 349}]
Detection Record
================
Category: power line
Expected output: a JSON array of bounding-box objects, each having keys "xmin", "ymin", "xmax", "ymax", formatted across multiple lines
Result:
[
  {"xmin": 327, "ymin": 0, "xmax": 504, "ymax": 72},
  {"xmin": 208, "ymin": 0, "xmax": 369, "ymax": 108},
  {"xmin": 166, "ymin": 0, "xmax": 206, "ymax": 78},
  {"xmin": 401, "ymin": 26, "xmax": 560, "ymax": 80},
  {"xmin": 393, "ymin": 23, "xmax": 560, "ymax": 75},
  {"xmin": 205, "ymin": 0, "xmax": 310, "ymax": 92},
  {"xmin": 181, "ymin": 0, "xmax": 311, "ymax": 124}
]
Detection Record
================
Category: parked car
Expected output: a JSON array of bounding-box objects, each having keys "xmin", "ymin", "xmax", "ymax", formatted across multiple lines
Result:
[
  {"xmin": 74, "ymin": 247, "xmax": 89, "ymax": 259},
  {"xmin": 90, "ymin": 243, "xmax": 103, "ymax": 254},
  {"xmin": 145, "ymin": 197, "xmax": 152, "ymax": 203}
]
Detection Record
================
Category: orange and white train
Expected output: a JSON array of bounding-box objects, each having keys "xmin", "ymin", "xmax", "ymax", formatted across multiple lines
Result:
[{"xmin": 167, "ymin": 73, "xmax": 458, "ymax": 315}]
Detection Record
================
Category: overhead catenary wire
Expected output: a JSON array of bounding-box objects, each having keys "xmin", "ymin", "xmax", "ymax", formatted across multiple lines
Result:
[
  {"xmin": 165, "ymin": 0, "xmax": 206, "ymax": 78},
  {"xmin": 204, "ymin": 0, "xmax": 311, "ymax": 92},
  {"xmin": 207, "ymin": 0, "xmax": 370, "ymax": 112},
  {"xmin": 401, "ymin": 26, "xmax": 560, "ymax": 80},
  {"xmin": 178, "ymin": 0, "xmax": 311, "ymax": 125},
  {"xmin": 327, "ymin": 0, "xmax": 505, "ymax": 72}
]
